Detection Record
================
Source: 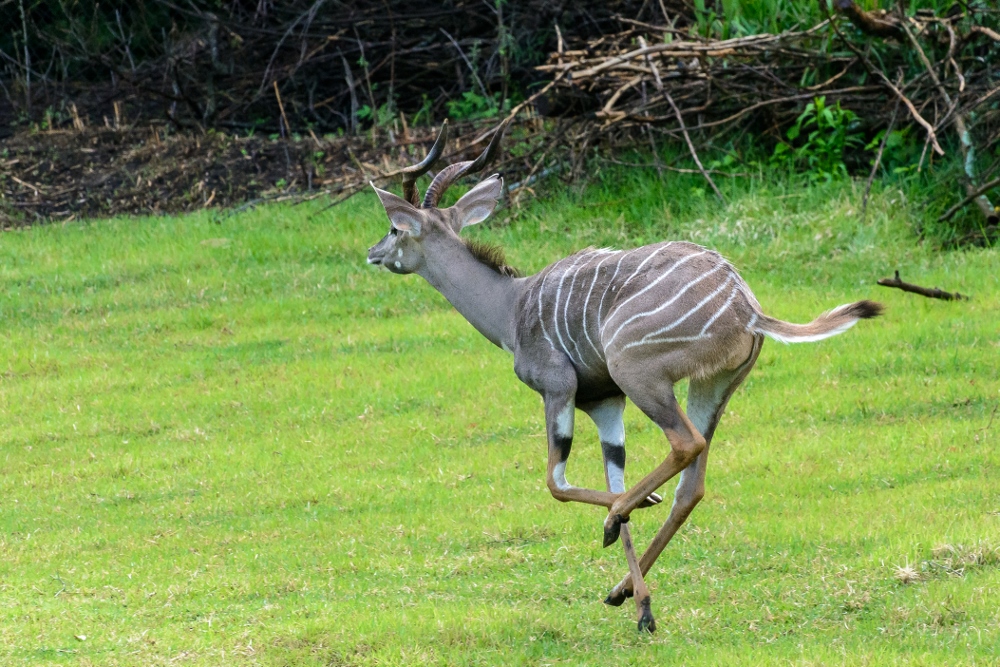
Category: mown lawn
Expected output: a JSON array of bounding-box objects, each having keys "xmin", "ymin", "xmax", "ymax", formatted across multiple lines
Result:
[{"xmin": 1, "ymin": 173, "xmax": 998, "ymax": 665}]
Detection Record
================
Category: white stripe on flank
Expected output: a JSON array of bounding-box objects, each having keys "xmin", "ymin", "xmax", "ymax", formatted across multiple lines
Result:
[
  {"xmin": 746, "ymin": 312, "xmax": 758, "ymax": 332},
  {"xmin": 620, "ymin": 334, "xmax": 706, "ymax": 351},
  {"xmin": 602, "ymin": 250, "xmax": 707, "ymax": 330},
  {"xmin": 536, "ymin": 266, "xmax": 556, "ymax": 350},
  {"xmin": 605, "ymin": 264, "xmax": 723, "ymax": 347},
  {"xmin": 597, "ymin": 250, "xmax": 634, "ymax": 330},
  {"xmin": 616, "ymin": 242, "xmax": 673, "ymax": 296},
  {"xmin": 700, "ymin": 284, "xmax": 740, "ymax": 335},
  {"xmin": 621, "ymin": 273, "xmax": 732, "ymax": 350},
  {"xmin": 563, "ymin": 251, "xmax": 610, "ymax": 368},
  {"xmin": 581, "ymin": 252, "xmax": 617, "ymax": 360},
  {"xmin": 553, "ymin": 253, "xmax": 593, "ymax": 364}
]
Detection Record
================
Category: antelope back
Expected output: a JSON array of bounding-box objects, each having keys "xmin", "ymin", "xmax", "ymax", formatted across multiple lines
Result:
[{"xmin": 524, "ymin": 241, "xmax": 761, "ymax": 378}]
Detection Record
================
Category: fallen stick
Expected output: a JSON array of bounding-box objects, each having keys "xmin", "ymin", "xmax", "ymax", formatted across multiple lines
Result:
[{"xmin": 877, "ymin": 270, "xmax": 968, "ymax": 301}]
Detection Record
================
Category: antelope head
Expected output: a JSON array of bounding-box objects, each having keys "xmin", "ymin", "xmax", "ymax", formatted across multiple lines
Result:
[{"xmin": 367, "ymin": 119, "xmax": 510, "ymax": 274}]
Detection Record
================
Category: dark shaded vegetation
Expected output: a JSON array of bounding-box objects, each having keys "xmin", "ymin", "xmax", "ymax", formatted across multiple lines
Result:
[
  {"xmin": 0, "ymin": 1, "xmax": 998, "ymax": 245},
  {"xmin": 0, "ymin": 0, "xmax": 662, "ymax": 134}
]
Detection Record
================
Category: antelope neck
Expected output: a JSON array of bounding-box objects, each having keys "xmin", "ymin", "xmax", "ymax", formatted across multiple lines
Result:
[{"xmin": 417, "ymin": 234, "xmax": 522, "ymax": 351}]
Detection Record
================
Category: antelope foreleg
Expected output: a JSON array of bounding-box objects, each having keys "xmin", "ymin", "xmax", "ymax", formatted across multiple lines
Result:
[{"xmin": 543, "ymin": 396, "xmax": 621, "ymax": 509}]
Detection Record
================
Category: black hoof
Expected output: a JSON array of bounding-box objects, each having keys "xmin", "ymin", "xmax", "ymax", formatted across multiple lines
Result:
[
  {"xmin": 602, "ymin": 514, "xmax": 623, "ymax": 548},
  {"xmin": 637, "ymin": 596, "xmax": 656, "ymax": 634},
  {"xmin": 604, "ymin": 587, "xmax": 632, "ymax": 607},
  {"xmin": 604, "ymin": 591, "xmax": 628, "ymax": 607}
]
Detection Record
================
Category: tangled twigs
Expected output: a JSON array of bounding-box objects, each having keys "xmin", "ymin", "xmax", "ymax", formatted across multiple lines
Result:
[
  {"xmin": 863, "ymin": 92, "xmax": 901, "ymax": 221},
  {"xmin": 639, "ymin": 36, "xmax": 723, "ymax": 202},
  {"xmin": 877, "ymin": 270, "xmax": 968, "ymax": 301},
  {"xmin": 898, "ymin": 19, "xmax": 998, "ymax": 224},
  {"xmin": 826, "ymin": 8, "xmax": 944, "ymax": 157},
  {"xmin": 827, "ymin": 2, "xmax": 999, "ymax": 229},
  {"xmin": 938, "ymin": 177, "xmax": 1000, "ymax": 224}
]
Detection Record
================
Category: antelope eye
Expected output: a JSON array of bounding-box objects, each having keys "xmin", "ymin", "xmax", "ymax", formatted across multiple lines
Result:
[{"xmin": 389, "ymin": 227, "xmax": 398, "ymax": 236}]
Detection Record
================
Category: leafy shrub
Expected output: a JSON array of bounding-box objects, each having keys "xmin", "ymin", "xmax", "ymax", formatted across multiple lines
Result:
[
  {"xmin": 771, "ymin": 96, "xmax": 864, "ymax": 182},
  {"xmin": 446, "ymin": 91, "xmax": 505, "ymax": 120}
]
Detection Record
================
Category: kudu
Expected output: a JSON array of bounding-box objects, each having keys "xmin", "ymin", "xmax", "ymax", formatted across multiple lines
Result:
[{"xmin": 366, "ymin": 120, "xmax": 882, "ymax": 632}]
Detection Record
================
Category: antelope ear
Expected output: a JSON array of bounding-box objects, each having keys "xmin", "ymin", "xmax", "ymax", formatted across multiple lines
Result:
[
  {"xmin": 371, "ymin": 183, "xmax": 423, "ymax": 235},
  {"xmin": 452, "ymin": 175, "xmax": 503, "ymax": 230}
]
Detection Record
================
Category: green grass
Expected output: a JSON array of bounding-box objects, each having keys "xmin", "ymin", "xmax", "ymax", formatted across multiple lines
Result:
[{"xmin": 1, "ymin": 170, "xmax": 998, "ymax": 665}]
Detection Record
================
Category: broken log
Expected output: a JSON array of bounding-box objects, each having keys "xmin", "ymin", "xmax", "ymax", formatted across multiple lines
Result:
[{"xmin": 877, "ymin": 270, "xmax": 968, "ymax": 301}]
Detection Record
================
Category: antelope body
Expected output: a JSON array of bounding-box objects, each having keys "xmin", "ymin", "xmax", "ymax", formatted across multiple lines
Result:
[{"xmin": 366, "ymin": 120, "xmax": 882, "ymax": 632}]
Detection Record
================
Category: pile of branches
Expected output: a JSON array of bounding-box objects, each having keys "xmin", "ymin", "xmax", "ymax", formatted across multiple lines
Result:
[
  {"xmin": 1, "ymin": 1, "xmax": 999, "ymax": 242},
  {"xmin": 0, "ymin": 0, "xmax": 670, "ymax": 135},
  {"xmin": 0, "ymin": 117, "xmax": 548, "ymax": 224},
  {"xmin": 529, "ymin": 1, "xmax": 999, "ymax": 233}
]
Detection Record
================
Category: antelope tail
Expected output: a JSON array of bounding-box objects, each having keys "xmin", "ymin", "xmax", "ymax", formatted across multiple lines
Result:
[{"xmin": 752, "ymin": 300, "xmax": 883, "ymax": 344}]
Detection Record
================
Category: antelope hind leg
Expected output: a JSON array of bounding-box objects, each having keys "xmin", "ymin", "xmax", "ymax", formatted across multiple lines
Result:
[
  {"xmin": 606, "ymin": 344, "xmax": 761, "ymax": 601},
  {"xmin": 602, "ymin": 399, "xmax": 705, "ymax": 548},
  {"xmin": 605, "ymin": 444, "xmax": 709, "ymax": 606}
]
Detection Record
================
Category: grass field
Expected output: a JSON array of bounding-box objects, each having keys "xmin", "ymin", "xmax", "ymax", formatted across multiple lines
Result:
[{"xmin": 1, "ymin": 171, "xmax": 998, "ymax": 665}]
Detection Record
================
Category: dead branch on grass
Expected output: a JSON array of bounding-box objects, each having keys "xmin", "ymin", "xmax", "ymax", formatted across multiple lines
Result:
[{"xmin": 877, "ymin": 270, "xmax": 968, "ymax": 301}]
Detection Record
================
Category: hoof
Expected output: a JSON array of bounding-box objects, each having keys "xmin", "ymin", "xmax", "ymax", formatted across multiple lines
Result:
[
  {"xmin": 637, "ymin": 596, "xmax": 656, "ymax": 634},
  {"xmin": 604, "ymin": 587, "xmax": 633, "ymax": 607},
  {"xmin": 637, "ymin": 492, "xmax": 663, "ymax": 509},
  {"xmin": 602, "ymin": 514, "xmax": 624, "ymax": 548}
]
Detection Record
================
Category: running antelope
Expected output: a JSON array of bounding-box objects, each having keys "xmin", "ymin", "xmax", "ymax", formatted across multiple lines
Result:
[{"xmin": 365, "ymin": 120, "xmax": 882, "ymax": 632}]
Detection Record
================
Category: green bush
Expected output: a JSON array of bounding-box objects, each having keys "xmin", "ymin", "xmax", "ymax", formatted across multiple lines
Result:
[{"xmin": 771, "ymin": 97, "xmax": 864, "ymax": 182}]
